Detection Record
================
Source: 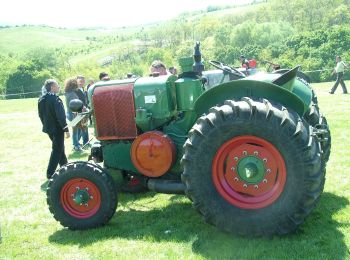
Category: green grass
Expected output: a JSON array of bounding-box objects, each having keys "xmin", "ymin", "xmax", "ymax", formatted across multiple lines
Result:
[{"xmin": 0, "ymin": 82, "xmax": 349, "ymax": 259}]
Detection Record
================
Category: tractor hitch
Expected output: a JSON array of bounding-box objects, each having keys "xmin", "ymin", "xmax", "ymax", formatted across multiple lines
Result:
[{"xmin": 312, "ymin": 123, "xmax": 330, "ymax": 143}]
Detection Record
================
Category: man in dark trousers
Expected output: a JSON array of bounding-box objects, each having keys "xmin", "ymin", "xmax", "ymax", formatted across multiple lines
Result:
[
  {"xmin": 38, "ymin": 79, "xmax": 70, "ymax": 180},
  {"xmin": 329, "ymin": 55, "xmax": 348, "ymax": 94}
]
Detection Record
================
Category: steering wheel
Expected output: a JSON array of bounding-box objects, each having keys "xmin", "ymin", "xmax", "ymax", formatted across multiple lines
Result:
[{"xmin": 209, "ymin": 60, "xmax": 246, "ymax": 78}]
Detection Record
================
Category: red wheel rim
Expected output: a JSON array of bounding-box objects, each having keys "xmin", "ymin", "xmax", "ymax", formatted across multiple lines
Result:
[
  {"xmin": 60, "ymin": 178, "xmax": 101, "ymax": 218},
  {"xmin": 212, "ymin": 135, "xmax": 286, "ymax": 209}
]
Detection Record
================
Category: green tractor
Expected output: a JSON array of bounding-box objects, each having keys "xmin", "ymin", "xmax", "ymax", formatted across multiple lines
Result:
[{"xmin": 47, "ymin": 43, "xmax": 330, "ymax": 236}]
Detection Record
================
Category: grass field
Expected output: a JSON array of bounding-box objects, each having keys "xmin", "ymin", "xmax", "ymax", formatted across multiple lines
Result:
[
  {"xmin": 0, "ymin": 82, "xmax": 349, "ymax": 259},
  {"xmin": 0, "ymin": 25, "xmax": 140, "ymax": 55}
]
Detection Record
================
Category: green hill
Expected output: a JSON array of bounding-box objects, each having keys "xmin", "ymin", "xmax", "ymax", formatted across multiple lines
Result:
[{"xmin": 0, "ymin": 25, "xmax": 142, "ymax": 54}]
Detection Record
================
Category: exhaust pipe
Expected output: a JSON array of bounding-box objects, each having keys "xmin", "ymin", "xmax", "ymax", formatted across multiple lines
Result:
[{"xmin": 147, "ymin": 179, "xmax": 186, "ymax": 195}]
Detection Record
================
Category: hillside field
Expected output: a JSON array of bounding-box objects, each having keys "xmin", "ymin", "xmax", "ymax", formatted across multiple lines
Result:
[{"xmin": 0, "ymin": 82, "xmax": 349, "ymax": 259}]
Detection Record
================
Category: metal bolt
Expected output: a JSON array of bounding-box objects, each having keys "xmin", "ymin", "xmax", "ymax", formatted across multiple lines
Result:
[
  {"xmin": 85, "ymin": 187, "xmax": 89, "ymax": 191},
  {"xmin": 243, "ymin": 151, "xmax": 247, "ymax": 155},
  {"xmin": 263, "ymin": 179, "xmax": 268, "ymax": 183},
  {"xmin": 234, "ymin": 177, "xmax": 239, "ymax": 181},
  {"xmin": 84, "ymin": 203, "xmax": 89, "ymax": 207},
  {"xmin": 234, "ymin": 157, "xmax": 239, "ymax": 161},
  {"xmin": 90, "ymin": 196, "xmax": 94, "ymax": 199},
  {"xmin": 231, "ymin": 166, "xmax": 235, "ymax": 171},
  {"xmin": 243, "ymin": 184, "xmax": 248, "ymax": 188},
  {"xmin": 80, "ymin": 195, "xmax": 83, "ymax": 198},
  {"xmin": 76, "ymin": 187, "xmax": 80, "ymax": 190},
  {"xmin": 254, "ymin": 151, "xmax": 258, "ymax": 155},
  {"xmin": 266, "ymin": 169, "xmax": 271, "ymax": 173},
  {"xmin": 254, "ymin": 185, "xmax": 259, "ymax": 189},
  {"xmin": 263, "ymin": 158, "xmax": 268, "ymax": 163},
  {"xmin": 80, "ymin": 203, "xmax": 83, "ymax": 206}
]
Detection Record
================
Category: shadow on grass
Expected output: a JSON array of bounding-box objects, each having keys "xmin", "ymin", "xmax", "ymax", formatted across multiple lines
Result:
[{"xmin": 49, "ymin": 192, "xmax": 349, "ymax": 259}]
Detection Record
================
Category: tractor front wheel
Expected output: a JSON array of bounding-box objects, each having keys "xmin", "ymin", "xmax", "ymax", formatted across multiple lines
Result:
[
  {"xmin": 182, "ymin": 98, "xmax": 325, "ymax": 236},
  {"xmin": 47, "ymin": 162, "xmax": 117, "ymax": 230}
]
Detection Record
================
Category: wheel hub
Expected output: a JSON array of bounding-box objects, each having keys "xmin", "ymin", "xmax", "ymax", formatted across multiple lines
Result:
[
  {"xmin": 73, "ymin": 188, "xmax": 91, "ymax": 205},
  {"xmin": 237, "ymin": 156, "xmax": 265, "ymax": 184},
  {"xmin": 212, "ymin": 135, "xmax": 287, "ymax": 209}
]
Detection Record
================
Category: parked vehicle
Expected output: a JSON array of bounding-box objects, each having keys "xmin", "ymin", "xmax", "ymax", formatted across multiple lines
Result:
[{"xmin": 47, "ymin": 43, "xmax": 330, "ymax": 236}]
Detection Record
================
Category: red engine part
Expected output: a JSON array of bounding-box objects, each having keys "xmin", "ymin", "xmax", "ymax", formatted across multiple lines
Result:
[
  {"xmin": 93, "ymin": 84, "xmax": 138, "ymax": 140},
  {"xmin": 249, "ymin": 59, "xmax": 257, "ymax": 68},
  {"xmin": 131, "ymin": 131, "xmax": 176, "ymax": 177}
]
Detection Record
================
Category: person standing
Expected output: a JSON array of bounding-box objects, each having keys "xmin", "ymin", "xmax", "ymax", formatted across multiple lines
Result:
[
  {"xmin": 38, "ymin": 79, "xmax": 70, "ymax": 180},
  {"xmin": 329, "ymin": 56, "xmax": 348, "ymax": 94},
  {"xmin": 149, "ymin": 60, "xmax": 168, "ymax": 76},
  {"xmin": 64, "ymin": 78, "xmax": 82, "ymax": 152},
  {"xmin": 99, "ymin": 72, "xmax": 110, "ymax": 81},
  {"xmin": 86, "ymin": 78, "xmax": 95, "ymax": 125},
  {"xmin": 76, "ymin": 75, "xmax": 90, "ymax": 148}
]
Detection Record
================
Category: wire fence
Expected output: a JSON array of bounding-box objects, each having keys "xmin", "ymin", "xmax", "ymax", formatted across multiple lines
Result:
[
  {"xmin": 0, "ymin": 90, "xmax": 42, "ymax": 99},
  {"xmin": 0, "ymin": 68, "xmax": 345, "ymax": 99}
]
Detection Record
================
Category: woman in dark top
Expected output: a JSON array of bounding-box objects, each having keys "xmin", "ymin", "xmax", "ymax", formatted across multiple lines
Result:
[{"xmin": 64, "ymin": 78, "xmax": 81, "ymax": 152}]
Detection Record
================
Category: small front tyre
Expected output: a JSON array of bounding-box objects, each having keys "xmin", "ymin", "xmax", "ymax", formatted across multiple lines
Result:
[{"xmin": 47, "ymin": 162, "xmax": 117, "ymax": 230}]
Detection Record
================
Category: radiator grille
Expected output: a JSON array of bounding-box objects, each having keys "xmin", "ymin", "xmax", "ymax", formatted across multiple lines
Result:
[{"xmin": 93, "ymin": 84, "xmax": 137, "ymax": 140}]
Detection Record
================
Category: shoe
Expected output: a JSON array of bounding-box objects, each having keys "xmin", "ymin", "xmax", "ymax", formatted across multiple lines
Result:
[
  {"xmin": 40, "ymin": 180, "xmax": 50, "ymax": 192},
  {"xmin": 328, "ymin": 91, "xmax": 334, "ymax": 94},
  {"xmin": 343, "ymin": 92, "xmax": 348, "ymax": 94},
  {"xmin": 73, "ymin": 146, "xmax": 83, "ymax": 152}
]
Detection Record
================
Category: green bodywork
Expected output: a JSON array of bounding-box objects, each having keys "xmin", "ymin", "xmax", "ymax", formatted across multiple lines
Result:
[
  {"xmin": 102, "ymin": 141, "xmax": 138, "ymax": 172},
  {"xmin": 175, "ymin": 77, "xmax": 203, "ymax": 111},
  {"xmin": 134, "ymin": 76, "xmax": 177, "ymax": 132},
  {"xmin": 87, "ymin": 66, "xmax": 313, "ymax": 176}
]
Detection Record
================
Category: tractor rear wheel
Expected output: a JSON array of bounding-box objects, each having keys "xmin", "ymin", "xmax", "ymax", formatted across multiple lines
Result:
[
  {"xmin": 181, "ymin": 98, "xmax": 325, "ymax": 236},
  {"xmin": 47, "ymin": 162, "xmax": 117, "ymax": 230}
]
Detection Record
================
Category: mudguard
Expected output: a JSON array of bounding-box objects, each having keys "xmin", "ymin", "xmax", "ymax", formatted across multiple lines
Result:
[{"xmin": 194, "ymin": 79, "xmax": 307, "ymax": 117}]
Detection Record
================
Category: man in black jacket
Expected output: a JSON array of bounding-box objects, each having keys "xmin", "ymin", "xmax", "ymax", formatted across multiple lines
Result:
[{"xmin": 38, "ymin": 79, "xmax": 70, "ymax": 179}]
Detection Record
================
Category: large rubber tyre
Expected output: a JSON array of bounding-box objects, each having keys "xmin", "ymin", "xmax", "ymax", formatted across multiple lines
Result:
[
  {"xmin": 304, "ymin": 101, "xmax": 331, "ymax": 163},
  {"xmin": 181, "ymin": 98, "xmax": 325, "ymax": 236},
  {"xmin": 47, "ymin": 162, "xmax": 117, "ymax": 230}
]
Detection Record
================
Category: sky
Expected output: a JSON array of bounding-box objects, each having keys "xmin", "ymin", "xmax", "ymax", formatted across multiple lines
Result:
[{"xmin": 1, "ymin": 0, "xmax": 252, "ymax": 28}]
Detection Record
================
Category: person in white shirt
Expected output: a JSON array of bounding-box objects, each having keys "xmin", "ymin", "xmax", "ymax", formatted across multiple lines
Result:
[{"xmin": 329, "ymin": 55, "xmax": 348, "ymax": 94}]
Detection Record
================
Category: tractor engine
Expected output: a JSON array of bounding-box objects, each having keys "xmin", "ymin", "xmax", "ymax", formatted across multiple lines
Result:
[{"xmin": 88, "ymin": 57, "xmax": 203, "ymax": 184}]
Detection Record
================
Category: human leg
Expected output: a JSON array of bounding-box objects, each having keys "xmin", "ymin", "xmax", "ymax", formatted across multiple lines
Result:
[
  {"xmin": 46, "ymin": 132, "xmax": 65, "ymax": 179},
  {"xmin": 59, "ymin": 141, "xmax": 68, "ymax": 166},
  {"xmin": 72, "ymin": 127, "xmax": 81, "ymax": 150},
  {"xmin": 81, "ymin": 127, "xmax": 89, "ymax": 145},
  {"xmin": 339, "ymin": 76, "xmax": 348, "ymax": 94},
  {"xmin": 67, "ymin": 112, "xmax": 81, "ymax": 150},
  {"xmin": 330, "ymin": 75, "xmax": 340, "ymax": 93}
]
